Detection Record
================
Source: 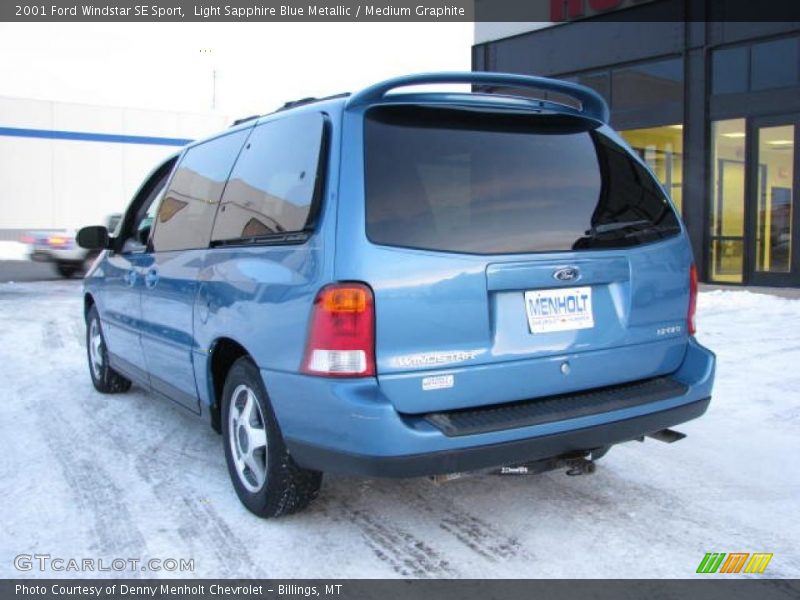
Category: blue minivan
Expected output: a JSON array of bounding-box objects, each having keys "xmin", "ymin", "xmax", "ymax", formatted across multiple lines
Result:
[{"xmin": 78, "ymin": 73, "xmax": 715, "ymax": 518}]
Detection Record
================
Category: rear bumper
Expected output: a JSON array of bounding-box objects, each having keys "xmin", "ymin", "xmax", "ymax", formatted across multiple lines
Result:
[
  {"xmin": 265, "ymin": 338, "xmax": 715, "ymax": 478},
  {"xmin": 288, "ymin": 397, "xmax": 710, "ymax": 477}
]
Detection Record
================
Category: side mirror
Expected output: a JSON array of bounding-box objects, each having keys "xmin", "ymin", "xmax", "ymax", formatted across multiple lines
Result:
[{"xmin": 76, "ymin": 226, "xmax": 109, "ymax": 250}]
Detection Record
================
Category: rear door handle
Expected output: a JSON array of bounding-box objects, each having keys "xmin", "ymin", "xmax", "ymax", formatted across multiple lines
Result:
[
  {"xmin": 145, "ymin": 268, "xmax": 159, "ymax": 289},
  {"xmin": 124, "ymin": 270, "xmax": 137, "ymax": 287}
]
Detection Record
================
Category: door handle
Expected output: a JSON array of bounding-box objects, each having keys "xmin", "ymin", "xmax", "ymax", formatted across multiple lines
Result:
[
  {"xmin": 124, "ymin": 270, "xmax": 137, "ymax": 287},
  {"xmin": 145, "ymin": 268, "xmax": 159, "ymax": 289}
]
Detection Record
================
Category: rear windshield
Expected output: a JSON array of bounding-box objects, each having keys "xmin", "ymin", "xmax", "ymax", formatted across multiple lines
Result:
[{"xmin": 364, "ymin": 106, "xmax": 680, "ymax": 254}]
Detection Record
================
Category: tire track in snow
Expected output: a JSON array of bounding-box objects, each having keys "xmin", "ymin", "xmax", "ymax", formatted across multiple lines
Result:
[
  {"xmin": 346, "ymin": 506, "xmax": 455, "ymax": 578},
  {"xmin": 434, "ymin": 499, "xmax": 526, "ymax": 562},
  {"xmin": 390, "ymin": 487, "xmax": 528, "ymax": 563},
  {"xmin": 37, "ymin": 397, "xmax": 148, "ymax": 561},
  {"xmin": 321, "ymin": 499, "xmax": 456, "ymax": 577},
  {"xmin": 537, "ymin": 468, "xmax": 797, "ymax": 577},
  {"xmin": 39, "ymin": 287, "xmax": 259, "ymax": 577},
  {"xmin": 134, "ymin": 431, "xmax": 262, "ymax": 578},
  {"xmin": 41, "ymin": 319, "xmax": 64, "ymax": 349},
  {"xmin": 68, "ymin": 315, "xmax": 85, "ymax": 349}
]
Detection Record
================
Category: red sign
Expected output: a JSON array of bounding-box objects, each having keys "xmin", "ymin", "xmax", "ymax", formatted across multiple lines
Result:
[{"xmin": 551, "ymin": 0, "xmax": 652, "ymax": 21}]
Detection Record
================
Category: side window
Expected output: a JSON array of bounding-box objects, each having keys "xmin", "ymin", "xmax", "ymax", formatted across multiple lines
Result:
[
  {"xmin": 138, "ymin": 186, "xmax": 164, "ymax": 239},
  {"xmin": 152, "ymin": 129, "xmax": 250, "ymax": 252},
  {"xmin": 118, "ymin": 157, "xmax": 176, "ymax": 254},
  {"xmin": 211, "ymin": 112, "xmax": 326, "ymax": 243},
  {"xmin": 123, "ymin": 184, "xmax": 166, "ymax": 254}
]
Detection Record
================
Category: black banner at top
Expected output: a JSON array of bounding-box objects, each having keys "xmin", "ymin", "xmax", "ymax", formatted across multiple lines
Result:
[{"xmin": 2, "ymin": 0, "xmax": 800, "ymax": 22}]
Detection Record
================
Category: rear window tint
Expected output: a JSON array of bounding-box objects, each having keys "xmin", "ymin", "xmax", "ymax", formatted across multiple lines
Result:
[{"xmin": 365, "ymin": 106, "xmax": 680, "ymax": 254}]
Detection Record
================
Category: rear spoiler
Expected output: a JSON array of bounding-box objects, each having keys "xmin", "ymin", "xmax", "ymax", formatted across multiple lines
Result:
[{"xmin": 346, "ymin": 71, "xmax": 609, "ymax": 124}]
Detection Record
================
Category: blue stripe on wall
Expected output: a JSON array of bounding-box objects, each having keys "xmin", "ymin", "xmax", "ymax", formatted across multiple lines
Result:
[{"xmin": 0, "ymin": 126, "xmax": 192, "ymax": 147}]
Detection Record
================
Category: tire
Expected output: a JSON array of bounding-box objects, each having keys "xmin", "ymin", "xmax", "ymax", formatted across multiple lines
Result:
[
  {"xmin": 56, "ymin": 263, "xmax": 79, "ymax": 278},
  {"xmin": 86, "ymin": 305, "xmax": 132, "ymax": 394},
  {"xmin": 222, "ymin": 357, "xmax": 322, "ymax": 518}
]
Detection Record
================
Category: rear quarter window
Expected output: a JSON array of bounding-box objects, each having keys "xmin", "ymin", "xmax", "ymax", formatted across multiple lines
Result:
[
  {"xmin": 211, "ymin": 112, "xmax": 326, "ymax": 243},
  {"xmin": 365, "ymin": 106, "xmax": 680, "ymax": 254}
]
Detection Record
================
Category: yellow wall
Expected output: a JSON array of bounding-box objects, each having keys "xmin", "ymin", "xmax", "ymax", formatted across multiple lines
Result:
[{"xmin": 620, "ymin": 125, "xmax": 684, "ymax": 212}]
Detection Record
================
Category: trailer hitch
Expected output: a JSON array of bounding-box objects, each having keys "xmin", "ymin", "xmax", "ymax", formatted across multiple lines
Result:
[
  {"xmin": 493, "ymin": 454, "xmax": 598, "ymax": 476},
  {"xmin": 491, "ymin": 451, "xmax": 601, "ymax": 477},
  {"xmin": 488, "ymin": 454, "xmax": 597, "ymax": 477},
  {"xmin": 561, "ymin": 456, "xmax": 597, "ymax": 476}
]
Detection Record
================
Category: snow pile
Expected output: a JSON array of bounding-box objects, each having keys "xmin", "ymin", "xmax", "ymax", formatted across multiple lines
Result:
[{"xmin": 696, "ymin": 289, "xmax": 800, "ymax": 426}]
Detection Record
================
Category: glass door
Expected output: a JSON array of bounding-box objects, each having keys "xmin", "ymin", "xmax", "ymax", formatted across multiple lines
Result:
[
  {"xmin": 748, "ymin": 117, "xmax": 799, "ymax": 286},
  {"xmin": 710, "ymin": 119, "xmax": 746, "ymax": 283}
]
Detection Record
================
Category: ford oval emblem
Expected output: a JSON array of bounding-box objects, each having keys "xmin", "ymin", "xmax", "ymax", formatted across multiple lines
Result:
[{"xmin": 553, "ymin": 267, "xmax": 580, "ymax": 282}]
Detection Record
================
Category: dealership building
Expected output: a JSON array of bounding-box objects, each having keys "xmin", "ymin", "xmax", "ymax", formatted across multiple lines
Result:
[
  {"xmin": 0, "ymin": 96, "xmax": 227, "ymax": 237},
  {"xmin": 475, "ymin": 7, "xmax": 800, "ymax": 287}
]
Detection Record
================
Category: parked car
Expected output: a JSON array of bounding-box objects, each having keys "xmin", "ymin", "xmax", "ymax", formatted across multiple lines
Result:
[
  {"xmin": 77, "ymin": 72, "xmax": 715, "ymax": 518},
  {"xmin": 25, "ymin": 214, "xmax": 121, "ymax": 278}
]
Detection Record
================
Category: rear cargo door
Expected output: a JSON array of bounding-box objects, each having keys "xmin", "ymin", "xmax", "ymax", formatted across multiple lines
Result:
[{"xmin": 361, "ymin": 106, "xmax": 691, "ymax": 414}]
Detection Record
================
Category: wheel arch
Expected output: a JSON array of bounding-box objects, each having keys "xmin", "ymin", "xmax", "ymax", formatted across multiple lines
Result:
[
  {"xmin": 83, "ymin": 293, "xmax": 96, "ymax": 322},
  {"xmin": 207, "ymin": 336, "xmax": 253, "ymax": 434}
]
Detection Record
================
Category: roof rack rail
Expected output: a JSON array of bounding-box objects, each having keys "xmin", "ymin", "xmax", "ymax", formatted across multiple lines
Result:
[
  {"xmin": 346, "ymin": 72, "xmax": 609, "ymax": 123},
  {"xmin": 274, "ymin": 92, "xmax": 351, "ymax": 113},
  {"xmin": 280, "ymin": 97, "xmax": 317, "ymax": 110},
  {"xmin": 229, "ymin": 92, "xmax": 353, "ymax": 127},
  {"xmin": 230, "ymin": 115, "xmax": 261, "ymax": 127}
]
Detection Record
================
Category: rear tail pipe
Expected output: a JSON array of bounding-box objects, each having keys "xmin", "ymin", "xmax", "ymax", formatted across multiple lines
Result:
[{"xmin": 646, "ymin": 428, "xmax": 687, "ymax": 444}]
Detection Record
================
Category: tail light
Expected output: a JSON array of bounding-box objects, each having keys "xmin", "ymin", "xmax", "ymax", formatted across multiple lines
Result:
[
  {"xmin": 47, "ymin": 235, "xmax": 71, "ymax": 248},
  {"xmin": 688, "ymin": 264, "xmax": 698, "ymax": 335},
  {"xmin": 302, "ymin": 283, "xmax": 375, "ymax": 377}
]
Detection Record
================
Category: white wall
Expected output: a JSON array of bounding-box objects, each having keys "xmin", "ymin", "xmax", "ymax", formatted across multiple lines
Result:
[{"xmin": 0, "ymin": 96, "xmax": 229, "ymax": 230}]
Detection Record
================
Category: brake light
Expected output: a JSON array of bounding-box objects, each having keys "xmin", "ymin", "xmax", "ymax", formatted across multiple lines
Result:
[
  {"xmin": 302, "ymin": 283, "xmax": 376, "ymax": 377},
  {"xmin": 688, "ymin": 264, "xmax": 698, "ymax": 335}
]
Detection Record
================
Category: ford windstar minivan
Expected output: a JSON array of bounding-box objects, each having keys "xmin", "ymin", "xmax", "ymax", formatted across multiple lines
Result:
[{"xmin": 78, "ymin": 72, "xmax": 715, "ymax": 518}]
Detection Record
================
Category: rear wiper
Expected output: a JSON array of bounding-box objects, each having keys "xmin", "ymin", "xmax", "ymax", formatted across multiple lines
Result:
[
  {"xmin": 585, "ymin": 220, "xmax": 652, "ymax": 236},
  {"xmin": 585, "ymin": 220, "xmax": 680, "ymax": 240}
]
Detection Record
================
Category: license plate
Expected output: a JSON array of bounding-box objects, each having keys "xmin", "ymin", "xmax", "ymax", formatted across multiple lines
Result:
[{"xmin": 524, "ymin": 286, "xmax": 594, "ymax": 334}]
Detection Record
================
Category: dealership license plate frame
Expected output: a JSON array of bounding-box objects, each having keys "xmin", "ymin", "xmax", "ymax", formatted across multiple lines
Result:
[{"xmin": 524, "ymin": 286, "xmax": 594, "ymax": 334}]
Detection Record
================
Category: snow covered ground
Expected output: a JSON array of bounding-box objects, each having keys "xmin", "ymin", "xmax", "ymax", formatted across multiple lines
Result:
[{"xmin": 0, "ymin": 281, "xmax": 798, "ymax": 579}]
